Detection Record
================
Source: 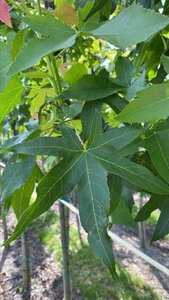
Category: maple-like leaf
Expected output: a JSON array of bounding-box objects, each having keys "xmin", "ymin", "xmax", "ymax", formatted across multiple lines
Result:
[
  {"xmin": 3, "ymin": 108, "xmax": 169, "ymax": 278},
  {"xmin": 53, "ymin": 0, "xmax": 79, "ymax": 26},
  {"xmin": 0, "ymin": 0, "xmax": 12, "ymax": 27}
]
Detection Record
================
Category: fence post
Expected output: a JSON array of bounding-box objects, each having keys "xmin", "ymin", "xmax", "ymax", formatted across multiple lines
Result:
[
  {"xmin": 59, "ymin": 196, "xmax": 72, "ymax": 300},
  {"xmin": 21, "ymin": 230, "xmax": 31, "ymax": 300},
  {"xmin": 138, "ymin": 194, "xmax": 147, "ymax": 250},
  {"xmin": 0, "ymin": 165, "xmax": 9, "ymax": 248},
  {"xmin": 71, "ymin": 191, "xmax": 83, "ymax": 247}
]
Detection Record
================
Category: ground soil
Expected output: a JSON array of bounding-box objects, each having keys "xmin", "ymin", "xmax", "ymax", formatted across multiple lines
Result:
[{"xmin": 0, "ymin": 203, "xmax": 169, "ymax": 300}]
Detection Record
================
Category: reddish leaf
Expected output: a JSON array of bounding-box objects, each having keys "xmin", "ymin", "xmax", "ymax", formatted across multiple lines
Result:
[{"xmin": 0, "ymin": 0, "xmax": 12, "ymax": 27}]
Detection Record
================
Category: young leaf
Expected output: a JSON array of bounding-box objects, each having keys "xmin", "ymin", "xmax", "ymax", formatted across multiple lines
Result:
[
  {"xmin": 64, "ymin": 63, "xmax": 87, "ymax": 85},
  {"xmin": 92, "ymin": 3, "xmax": 169, "ymax": 50},
  {"xmin": 0, "ymin": 0, "xmax": 12, "ymax": 27},
  {"xmin": 0, "ymin": 76, "xmax": 23, "ymax": 123},
  {"xmin": 53, "ymin": 0, "xmax": 79, "ymax": 26},
  {"xmin": 62, "ymin": 75, "xmax": 121, "ymax": 101},
  {"xmin": 30, "ymin": 90, "xmax": 46, "ymax": 116},
  {"xmin": 11, "ymin": 28, "xmax": 28, "ymax": 61},
  {"xmin": 116, "ymin": 83, "xmax": 169, "ymax": 123}
]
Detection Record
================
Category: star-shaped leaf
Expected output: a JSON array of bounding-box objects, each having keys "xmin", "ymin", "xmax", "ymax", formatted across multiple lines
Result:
[{"xmin": 4, "ymin": 111, "xmax": 169, "ymax": 278}]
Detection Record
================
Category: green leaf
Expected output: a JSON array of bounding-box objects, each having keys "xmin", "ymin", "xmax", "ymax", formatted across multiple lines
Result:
[
  {"xmin": 22, "ymin": 71, "xmax": 48, "ymax": 79},
  {"xmin": 23, "ymin": 15, "xmax": 76, "ymax": 38},
  {"xmin": 89, "ymin": 147, "xmax": 169, "ymax": 195},
  {"xmin": 108, "ymin": 175, "xmax": 134, "ymax": 226},
  {"xmin": 85, "ymin": 0, "xmax": 108, "ymax": 20},
  {"xmin": 113, "ymin": 57, "xmax": 136, "ymax": 87},
  {"xmin": 144, "ymin": 129, "xmax": 169, "ymax": 183},
  {"xmin": 110, "ymin": 197, "xmax": 136, "ymax": 227},
  {"xmin": 0, "ymin": 41, "xmax": 11, "ymax": 70},
  {"xmin": 0, "ymin": 128, "xmax": 40, "ymax": 154},
  {"xmin": 64, "ymin": 63, "xmax": 87, "ymax": 85},
  {"xmin": 0, "ymin": 41, "xmax": 11, "ymax": 91},
  {"xmin": 86, "ymin": 109, "xmax": 102, "ymax": 148},
  {"xmin": 62, "ymin": 75, "xmax": 121, "ymax": 101},
  {"xmin": 63, "ymin": 102, "xmax": 83, "ymax": 118},
  {"xmin": 118, "ymin": 136, "xmax": 144, "ymax": 157},
  {"xmin": 161, "ymin": 54, "xmax": 169, "ymax": 74},
  {"xmin": 5, "ymin": 153, "xmax": 84, "ymax": 244},
  {"xmin": 0, "ymin": 76, "xmax": 23, "ymax": 123},
  {"xmin": 14, "ymin": 126, "xmax": 82, "ymax": 156},
  {"xmin": 5, "ymin": 120, "xmax": 169, "ymax": 276},
  {"xmin": 88, "ymin": 126, "xmax": 144, "ymax": 150},
  {"xmin": 11, "ymin": 28, "xmax": 28, "ymax": 61},
  {"xmin": 152, "ymin": 200, "xmax": 169, "ymax": 241},
  {"xmin": 108, "ymin": 174, "xmax": 122, "ymax": 213},
  {"xmin": 75, "ymin": 0, "xmax": 91, "ymax": 8},
  {"xmin": 7, "ymin": 36, "xmax": 76, "ymax": 76},
  {"xmin": 1, "ymin": 156, "xmax": 36, "ymax": 201},
  {"xmin": 92, "ymin": 3, "xmax": 169, "ymax": 50},
  {"xmin": 135, "ymin": 195, "xmax": 166, "ymax": 222},
  {"xmin": 105, "ymin": 95, "xmax": 128, "ymax": 114},
  {"xmin": 138, "ymin": 34, "xmax": 164, "ymax": 78},
  {"xmin": 78, "ymin": 154, "xmax": 117, "ymax": 277},
  {"xmin": 0, "ymin": 66, "xmax": 10, "ymax": 92},
  {"xmin": 30, "ymin": 90, "xmax": 46, "ymax": 116},
  {"xmin": 125, "ymin": 71, "xmax": 146, "ymax": 101},
  {"xmin": 10, "ymin": 166, "xmax": 37, "ymax": 219},
  {"xmin": 116, "ymin": 83, "xmax": 169, "ymax": 123},
  {"xmin": 81, "ymin": 102, "xmax": 102, "ymax": 141},
  {"xmin": 0, "ymin": 131, "xmax": 31, "ymax": 153}
]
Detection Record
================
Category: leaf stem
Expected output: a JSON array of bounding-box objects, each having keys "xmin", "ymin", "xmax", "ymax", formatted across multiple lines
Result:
[
  {"xmin": 36, "ymin": 0, "xmax": 59, "ymax": 95},
  {"xmin": 36, "ymin": 0, "xmax": 42, "ymax": 14},
  {"xmin": 8, "ymin": 0, "xmax": 31, "ymax": 15},
  {"xmin": 45, "ymin": 56, "xmax": 59, "ymax": 95},
  {"xmin": 50, "ymin": 54, "xmax": 62, "ymax": 94}
]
